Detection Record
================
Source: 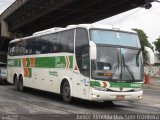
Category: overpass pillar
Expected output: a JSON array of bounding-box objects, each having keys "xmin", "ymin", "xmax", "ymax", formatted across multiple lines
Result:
[{"xmin": 1, "ymin": 20, "xmax": 12, "ymax": 39}]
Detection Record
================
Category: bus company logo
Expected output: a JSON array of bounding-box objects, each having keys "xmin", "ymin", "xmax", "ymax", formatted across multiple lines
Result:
[
  {"xmin": 55, "ymin": 56, "xmax": 70, "ymax": 69},
  {"xmin": 130, "ymin": 83, "xmax": 142, "ymax": 88},
  {"xmin": 55, "ymin": 57, "xmax": 65, "ymax": 68},
  {"xmin": 55, "ymin": 57, "xmax": 61, "ymax": 64}
]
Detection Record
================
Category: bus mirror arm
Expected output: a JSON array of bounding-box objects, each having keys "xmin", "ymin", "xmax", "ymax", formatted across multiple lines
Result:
[{"xmin": 89, "ymin": 41, "xmax": 97, "ymax": 60}]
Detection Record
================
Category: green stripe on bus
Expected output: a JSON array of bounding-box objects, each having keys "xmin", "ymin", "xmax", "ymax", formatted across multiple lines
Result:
[
  {"xmin": 34, "ymin": 57, "xmax": 55, "ymax": 68},
  {"xmin": 35, "ymin": 56, "xmax": 66, "ymax": 68},
  {"xmin": 7, "ymin": 59, "xmax": 21, "ymax": 67},
  {"xmin": 26, "ymin": 58, "xmax": 30, "ymax": 67},
  {"xmin": 90, "ymin": 81, "xmax": 101, "ymax": 87},
  {"xmin": 109, "ymin": 82, "xmax": 143, "ymax": 88},
  {"xmin": 69, "ymin": 56, "xmax": 73, "ymax": 68},
  {"xmin": 90, "ymin": 81, "xmax": 143, "ymax": 88},
  {"xmin": 28, "ymin": 68, "xmax": 32, "ymax": 78},
  {"xmin": 8, "ymin": 56, "xmax": 73, "ymax": 69}
]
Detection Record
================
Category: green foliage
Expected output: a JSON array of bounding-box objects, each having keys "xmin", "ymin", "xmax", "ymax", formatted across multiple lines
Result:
[
  {"xmin": 143, "ymin": 50, "xmax": 149, "ymax": 65},
  {"xmin": 153, "ymin": 36, "xmax": 160, "ymax": 53},
  {"xmin": 132, "ymin": 28, "xmax": 153, "ymax": 50},
  {"xmin": 132, "ymin": 28, "xmax": 153, "ymax": 64}
]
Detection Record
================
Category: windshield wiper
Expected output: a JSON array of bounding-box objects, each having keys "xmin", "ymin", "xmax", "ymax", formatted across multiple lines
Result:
[
  {"xmin": 121, "ymin": 54, "xmax": 135, "ymax": 81},
  {"xmin": 109, "ymin": 49, "xmax": 120, "ymax": 79},
  {"xmin": 136, "ymin": 49, "xmax": 141, "ymax": 66}
]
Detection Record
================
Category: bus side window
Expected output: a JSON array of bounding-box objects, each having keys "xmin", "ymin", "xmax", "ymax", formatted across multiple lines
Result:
[
  {"xmin": 14, "ymin": 42, "xmax": 19, "ymax": 56},
  {"xmin": 39, "ymin": 34, "xmax": 52, "ymax": 54},
  {"xmin": 50, "ymin": 32, "xmax": 62, "ymax": 53},
  {"xmin": 60, "ymin": 30, "xmax": 74, "ymax": 53},
  {"xmin": 26, "ymin": 38, "xmax": 35, "ymax": 55},
  {"xmin": 68, "ymin": 29, "xmax": 74, "ymax": 52},
  {"xmin": 25, "ymin": 39, "xmax": 31, "ymax": 55},
  {"xmin": 61, "ymin": 31, "xmax": 68, "ymax": 52},
  {"xmin": 8, "ymin": 43, "xmax": 16, "ymax": 56},
  {"xmin": 18, "ymin": 41, "xmax": 26, "ymax": 55}
]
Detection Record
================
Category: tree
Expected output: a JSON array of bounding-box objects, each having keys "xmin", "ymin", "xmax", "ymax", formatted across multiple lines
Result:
[
  {"xmin": 132, "ymin": 28, "xmax": 153, "ymax": 64},
  {"xmin": 153, "ymin": 36, "xmax": 160, "ymax": 53}
]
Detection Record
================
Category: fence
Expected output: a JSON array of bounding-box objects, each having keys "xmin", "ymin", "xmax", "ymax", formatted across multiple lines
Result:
[{"xmin": 144, "ymin": 66, "xmax": 160, "ymax": 78}]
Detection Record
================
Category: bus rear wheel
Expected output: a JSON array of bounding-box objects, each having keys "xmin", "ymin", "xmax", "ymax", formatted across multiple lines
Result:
[
  {"xmin": 14, "ymin": 76, "xmax": 19, "ymax": 91},
  {"xmin": 62, "ymin": 81, "xmax": 72, "ymax": 103},
  {"xmin": 19, "ymin": 76, "xmax": 24, "ymax": 92}
]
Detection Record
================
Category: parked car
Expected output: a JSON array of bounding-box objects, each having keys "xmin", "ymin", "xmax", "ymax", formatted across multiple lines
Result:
[{"xmin": 0, "ymin": 62, "xmax": 7, "ymax": 85}]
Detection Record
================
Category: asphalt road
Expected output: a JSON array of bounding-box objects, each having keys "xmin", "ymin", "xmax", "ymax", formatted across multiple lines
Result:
[{"xmin": 0, "ymin": 85, "xmax": 160, "ymax": 120}]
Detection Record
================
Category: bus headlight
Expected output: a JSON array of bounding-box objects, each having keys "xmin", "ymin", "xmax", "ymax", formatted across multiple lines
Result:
[{"xmin": 134, "ymin": 88, "xmax": 143, "ymax": 92}]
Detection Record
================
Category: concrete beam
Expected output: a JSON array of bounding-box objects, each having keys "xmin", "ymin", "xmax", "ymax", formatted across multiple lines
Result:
[
  {"xmin": 1, "ymin": 0, "xmax": 29, "ymax": 19},
  {"xmin": 9, "ymin": 0, "xmax": 73, "ymax": 31}
]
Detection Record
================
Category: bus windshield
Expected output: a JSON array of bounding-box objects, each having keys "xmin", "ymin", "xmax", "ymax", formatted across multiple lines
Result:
[
  {"xmin": 90, "ymin": 29, "xmax": 141, "ymax": 48},
  {"xmin": 90, "ymin": 29, "xmax": 143, "ymax": 82}
]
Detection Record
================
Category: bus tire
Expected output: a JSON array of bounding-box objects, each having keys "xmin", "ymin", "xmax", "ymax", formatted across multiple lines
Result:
[
  {"xmin": 62, "ymin": 81, "xmax": 72, "ymax": 103},
  {"xmin": 14, "ymin": 75, "xmax": 19, "ymax": 91},
  {"xmin": 19, "ymin": 76, "xmax": 24, "ymax": 92}
]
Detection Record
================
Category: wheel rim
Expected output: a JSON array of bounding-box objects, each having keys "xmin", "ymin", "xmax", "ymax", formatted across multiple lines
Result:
[
  {"xmin": 62, "ymin": 82, "xmax": 71, "ymax": 102},
  {"xmin": 63, "ymin": 86, "xmax": 70, "ymax": 98}
]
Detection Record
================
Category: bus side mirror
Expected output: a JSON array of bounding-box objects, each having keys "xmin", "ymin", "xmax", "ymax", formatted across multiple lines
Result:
[{"xmin": 89, "ymin": 41, "xmax": 97, "ymax": 60}]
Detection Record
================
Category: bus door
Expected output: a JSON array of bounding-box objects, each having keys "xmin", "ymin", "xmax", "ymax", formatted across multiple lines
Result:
[
  {"xmin": 79, "ymin": 47, "xmax": 90, "ymax": 99},
  {"xmin": 74, "ymin": 28, "xmax": 90, "ymax": 99},
  {"xmin": 72, "ymin": 47, "xmax": 90, "ymax": 99}
]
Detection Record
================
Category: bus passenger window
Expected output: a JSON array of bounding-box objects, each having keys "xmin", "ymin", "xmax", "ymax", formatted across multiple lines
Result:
[{"xmin": 18, "ymin": 41, "xmax": 26, "ymax": 55}]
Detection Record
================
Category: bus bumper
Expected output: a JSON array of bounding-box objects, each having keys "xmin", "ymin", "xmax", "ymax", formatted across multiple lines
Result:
[{"xmin": 89, "ymin": 88, "xmax": 143, "ymax": 101}]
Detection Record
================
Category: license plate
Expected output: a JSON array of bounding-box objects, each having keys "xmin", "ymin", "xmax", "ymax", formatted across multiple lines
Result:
[{"xmin": 116, "ymin": 95, "xmax": 125, "ymax": 100}]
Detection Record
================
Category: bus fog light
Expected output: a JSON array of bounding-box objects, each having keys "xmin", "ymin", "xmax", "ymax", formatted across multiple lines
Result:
[
  {"xmin": 138, "ymin": 95, "xmax": 141, "ymax": 98},
  {"xmin": 92, "ymin": 93, "xmax": 100, "ymax": 98}
]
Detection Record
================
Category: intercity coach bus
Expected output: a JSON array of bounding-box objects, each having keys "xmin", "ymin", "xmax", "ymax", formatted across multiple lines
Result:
[{"xmin": 7, "ymin": 24, "xmax": 144, "ymax": 103}]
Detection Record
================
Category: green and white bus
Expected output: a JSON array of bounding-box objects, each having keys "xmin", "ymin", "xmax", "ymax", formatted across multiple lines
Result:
[{"xmin": 7, "ymin": 24, "xmax": 144, "ymax": 103}]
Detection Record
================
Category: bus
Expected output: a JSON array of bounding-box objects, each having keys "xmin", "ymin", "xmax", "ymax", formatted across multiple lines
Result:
[{"xmin": 7, "ymin": 24, "xmax": 144, "ymax": 103}]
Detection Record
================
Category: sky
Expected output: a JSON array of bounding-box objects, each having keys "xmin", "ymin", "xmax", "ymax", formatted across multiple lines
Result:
[
  {"xmin": 0, "ymin": 0, "xmax": 15, "ymax": 14},
  {"xmin": 0, "ymin": 0, "xmax": 160, "ymax": 45},
  {"xmin": 95, "ymin": 2, "xmax": 160, "ymax": 45}
]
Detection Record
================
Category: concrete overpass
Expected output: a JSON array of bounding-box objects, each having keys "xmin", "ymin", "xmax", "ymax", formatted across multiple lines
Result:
[{"xmin": 0, "ymin": 0, "xmax": 153, "ymax": 53}]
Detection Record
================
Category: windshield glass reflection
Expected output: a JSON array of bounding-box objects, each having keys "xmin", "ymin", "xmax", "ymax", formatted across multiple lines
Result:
[{"xmin": 91, "ymin": 46, "xmax": 143, "ymax": 82}]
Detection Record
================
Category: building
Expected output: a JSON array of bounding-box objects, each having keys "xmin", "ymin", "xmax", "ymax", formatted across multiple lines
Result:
[{"xmin": 154, "ymin": 52, "xmax": 160, "ymax": 65}]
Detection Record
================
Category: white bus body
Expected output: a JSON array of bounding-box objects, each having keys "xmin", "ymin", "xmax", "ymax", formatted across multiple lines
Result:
[{"xmin": 7, "ymin": 24, "xmax": 144, "ymax": 102}]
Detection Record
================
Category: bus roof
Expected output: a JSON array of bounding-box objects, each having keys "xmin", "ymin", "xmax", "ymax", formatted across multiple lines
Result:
[{"xmin": 10, "ymin": 24, "xmax": 137, "ymax": 43}]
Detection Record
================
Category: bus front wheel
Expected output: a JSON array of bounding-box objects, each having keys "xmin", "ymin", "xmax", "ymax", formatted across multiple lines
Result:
[{"xmin": 62, "ymin": 81, "xmax": 72, "ymax": 103}]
